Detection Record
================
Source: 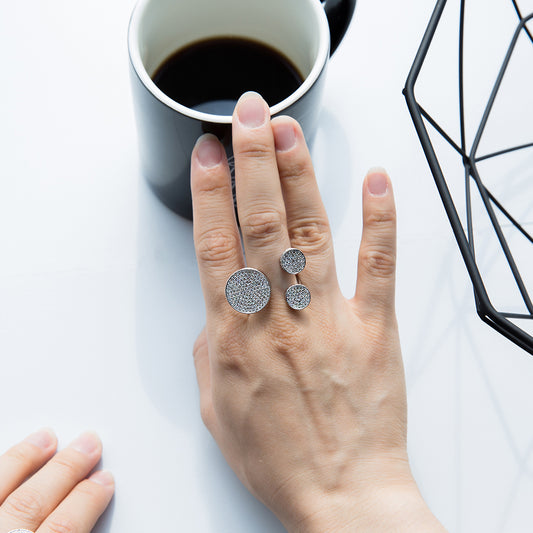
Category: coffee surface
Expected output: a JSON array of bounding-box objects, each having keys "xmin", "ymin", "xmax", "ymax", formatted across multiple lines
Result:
[{"xmin": 152, "ymin": 37, "xmax": 304, "ymax": 115}]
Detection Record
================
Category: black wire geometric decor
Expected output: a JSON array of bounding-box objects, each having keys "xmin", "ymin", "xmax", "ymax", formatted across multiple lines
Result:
[{"xmin": 404, "ymin": 0, "xmax": 533, "ymax": 355}]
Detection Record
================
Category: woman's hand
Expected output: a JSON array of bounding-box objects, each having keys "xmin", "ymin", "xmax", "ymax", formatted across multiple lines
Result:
[
  {"xmin": 0, "ymin": 429, "xmax": 114, "ymax": 533},
  {"xmin": 191, "ymin": 92, "xmax": 445, "ymax": 532}
]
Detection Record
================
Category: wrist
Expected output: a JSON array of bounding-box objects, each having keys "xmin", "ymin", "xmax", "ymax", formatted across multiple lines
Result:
[{"xmin": 287, "ymin": 463, "xmax": 446, "ymax": 533}]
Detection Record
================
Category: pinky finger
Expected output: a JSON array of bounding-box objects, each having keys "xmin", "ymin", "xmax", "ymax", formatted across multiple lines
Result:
[{"xmin": 36, "ymin": 471, "xmax": 114, "ymax": 533}]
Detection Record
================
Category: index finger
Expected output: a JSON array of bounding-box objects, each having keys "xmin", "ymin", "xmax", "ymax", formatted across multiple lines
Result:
[
  {"xmin": 0, "ymin": 429, "xmax": 57, "ymax": 505},
  {"xmin": 191, "ymin": 134, "xmax": 244, "ymax": 315}
]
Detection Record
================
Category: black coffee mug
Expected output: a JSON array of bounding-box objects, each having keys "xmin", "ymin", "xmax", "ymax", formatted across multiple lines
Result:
[{"xmin": 128, "ymin": 0, "xmax": 356, "ymax": 219}]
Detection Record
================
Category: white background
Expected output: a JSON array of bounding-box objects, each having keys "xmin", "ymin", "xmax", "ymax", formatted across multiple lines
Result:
[{"xmin": 1, "ymin": 0, "xmax": 533, "ymax": 531}]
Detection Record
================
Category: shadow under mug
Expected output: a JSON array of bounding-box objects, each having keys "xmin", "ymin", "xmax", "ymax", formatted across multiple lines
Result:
[{"xmin": 128, "ymin": 0, "xmax": 356, "ymax": 219}]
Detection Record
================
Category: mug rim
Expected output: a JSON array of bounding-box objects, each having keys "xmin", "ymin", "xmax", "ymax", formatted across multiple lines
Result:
[{"xmin": 128, "ymin": 0, "xmax": 330, "ymax": 124}]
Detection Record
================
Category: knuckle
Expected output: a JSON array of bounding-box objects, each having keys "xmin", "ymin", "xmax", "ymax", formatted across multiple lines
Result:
[
  {"xmin": 236, "ymin": 139, "xmax": 273, "ymax": 162},
  {"xmin": 268, "ymin": 320, "xmax": 307, "ymax": 359},
  {"xmin": 359, "ymin": 248, "xmax": 396, "ymax": 278},
  {"xmin": 4, "ymin": 486, "xmax": 45, "ymax": 522},
  {"xmin": 44, "ymin": 515, "xmax": 77, "ymax": 533},
  {"xmin": 216, "ymin": 341, "xmax": 247, "ymax": 373},
  {"xmin": 365, "ymin": 208, "xmax": 396, "ymax": 231},
  {"xmin": 241, "ymin": 209, "xmax": 284, "ymax": 243},
  {"xmin": 279, "ymin": 158, "xmax": 310, "ymax": 183},
  {"xmin": 53, "ymin": 454, "xmax": 81, "ymax": 479},
  {"xmin": 289, "ymin": 219, "xmax": 331, "ymax": 255},
  {"xmin": 213, "ymin": 328, "xmax": 249, "ymax": 374},
  {"xmin": 196, "ymin": 229, "xmax": 240, "ymax": 265},
  {"xmin": 194, "ymin": 168, "xmax": 229, "ymax": 197},
  {"xmin": 4, "ymin": 443, "xmax": 34, "ymax": 465}
]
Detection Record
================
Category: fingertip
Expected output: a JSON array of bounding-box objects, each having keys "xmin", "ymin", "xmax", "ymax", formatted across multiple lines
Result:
[
  {"xmin": 271, "ymin": 116, "xmax": 298, "ymax": 152},
  {"xmin": 194, "ymin": 133, "xmax": 225, "ymax": 169},
  {"xmin": 69, "ymin": 430, "xmax": 103, "ymax": 459},
  {"xmin": 234, "ymin": 91, "xmax": 269, "ymax": 128},
  {"xmin": 364, "ymin": 167, "xmax": 391, "ymax": 197},
  {"xmin": 24, "ymin": 427, "xmax": 58, "ymax": 452},
  {"xmin": 89, "ymin": 469, "xmax": 115, "ymax": 490}
]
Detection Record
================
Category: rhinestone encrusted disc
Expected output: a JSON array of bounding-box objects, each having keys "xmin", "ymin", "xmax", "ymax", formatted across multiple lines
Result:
[
  {"xmin": 225, "ymin": 268, "xmax": 271, "ymax": 314},
  {"xmin": 280, "ymin": 248, "xmax": 306, "ymax": 274},
  {"xmin": 286, "ymin": 284, "xmax": 311, "ymax": 310}
]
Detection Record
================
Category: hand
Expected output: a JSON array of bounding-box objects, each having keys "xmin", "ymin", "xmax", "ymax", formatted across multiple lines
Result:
[
  {"xmin": 0, "ymin": 429, "xmax": 114, "ymax": 533},
  {"xmin": 191, "ymin": 92, "xmax": 445, "ymax": 532}
]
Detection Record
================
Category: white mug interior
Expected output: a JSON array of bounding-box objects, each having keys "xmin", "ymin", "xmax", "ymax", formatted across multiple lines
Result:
[{"xmin": 128, "ymin": 0, "xmax": 330, "ymax": 123}]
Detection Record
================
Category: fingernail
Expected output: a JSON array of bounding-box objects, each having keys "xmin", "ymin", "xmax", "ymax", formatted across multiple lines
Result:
[
  {"xmin": 89, "ymin": 470, "xmax": 114, "ymax": 487},
  {"xmin": 367, "ymin": 168, "xmax": 389, "ymax": 197},
  {"xmin": 25, "ymin": 428, "xmax": 55, "ymax": 450},
  {"xmin": 70, "ymin": 431, "xmax": 100, "ymax": 455},
  {"xmin": 196, "ymin": 134, "xmax": 224, "ymax": 168},
  {"xmin": 237, "ymin": 92, "xmax": 267, "ymax": 128},
  {"xmin": 274, "ymin": 121, "xmax": 296, "ymax": 152}
]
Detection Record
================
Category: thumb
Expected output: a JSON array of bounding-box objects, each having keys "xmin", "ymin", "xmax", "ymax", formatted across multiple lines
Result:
[
  {"xmin": 192, "ymin": 328, "xmax": 215, "ymax": 431},
  {"xmin": 353, "ymin": 169, "xmax": 397, "ymax": 320}
]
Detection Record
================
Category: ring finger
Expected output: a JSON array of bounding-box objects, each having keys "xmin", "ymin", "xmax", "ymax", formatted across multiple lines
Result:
[
  {"xmin": 0, "ymin": 432, "xmax": 102, "ymax": 532},
  {"xmin": 271, "ymin": 116, "xmax": 338, "ymax": 295}
]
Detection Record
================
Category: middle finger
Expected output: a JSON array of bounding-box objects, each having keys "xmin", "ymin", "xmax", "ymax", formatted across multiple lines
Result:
[{"xmin": 232, "ymin": 92, "xmax": 292, "ymax": 288}]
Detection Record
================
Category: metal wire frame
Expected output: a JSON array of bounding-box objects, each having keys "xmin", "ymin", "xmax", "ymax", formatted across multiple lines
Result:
[{"xmin": 404, "ymin": 0, "xmax": 533, "ymax": 355}]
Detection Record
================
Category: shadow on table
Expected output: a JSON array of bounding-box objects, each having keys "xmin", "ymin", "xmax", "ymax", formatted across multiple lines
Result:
[
  {"xmin": 133, "ymin": 177, "xmax": 285, "ymax": 532},
  {"xmin": 311, "ymin": 106, "xmax": 354, "ymax": 233},
  {"xmin": 135, "ymin": 177, "xmax": 201, "ymax": 430},
  {"xmin": 93, "ymin": 497, "xmax": 116, "ymax": 533},
  {"xmin": 404, "ymin": 239, "xmax": 533, "ymax": 533}
]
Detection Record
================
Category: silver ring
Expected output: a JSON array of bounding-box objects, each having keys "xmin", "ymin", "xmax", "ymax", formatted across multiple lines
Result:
[
  {"xmin": 286, "ymin": 284, "xmax": 311, "ymax": 310},
  {"xmin": 225, "ymin": 268, "xmax": 271, "ymax": 314},
  {"xmin": 280, "ymin": 248, "xmax": 306, "ymax": 275},
  {"xmin": 8, "ymin": 529, "xmax": 35, "ymax": 533}
]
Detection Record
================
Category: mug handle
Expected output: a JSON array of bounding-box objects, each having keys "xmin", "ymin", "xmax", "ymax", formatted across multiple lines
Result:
[{"xmin": 322, "ymin": 0, "xmax": 356, "ymax": 55}]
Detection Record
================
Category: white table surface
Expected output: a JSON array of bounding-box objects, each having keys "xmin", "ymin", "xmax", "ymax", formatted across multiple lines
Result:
[{"xmin": 1, "ymin": 0, "xmax": 533, "ymax": 531}]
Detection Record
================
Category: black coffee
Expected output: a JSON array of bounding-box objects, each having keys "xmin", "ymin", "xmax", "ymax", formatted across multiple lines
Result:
[{"xmin": 152, "ymin": 37, "xmax": 304, "ymax": 115}]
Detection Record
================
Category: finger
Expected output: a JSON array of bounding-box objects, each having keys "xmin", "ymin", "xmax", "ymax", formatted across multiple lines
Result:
[
  {"xmin": 353, "ymin": 169, "xmax": 397, "ymax": 320},
  {"xmin": 0, "ymin": 432, "xmax": 102, "ymax": 532},
  {"xmin": 232, "ymin": 92, "xmax": 292, "ymax": 286},
  {"xmin": 271, "ymin": 116, "xmax": 338, "ymax": 293},
  {"xmin": 191, "ymin": 134, "xmax": 244, "ymax": 315},
  {"xmin": 36, "ymin": 471, "xmax": 114, "ymax": 533},
  {"xmin": 192, "ymin": 328, "xmax": 216, "ymax": 433},
  {"xmin": 0, "ymin": 429, "xmax": 57, "ymax": 505}
]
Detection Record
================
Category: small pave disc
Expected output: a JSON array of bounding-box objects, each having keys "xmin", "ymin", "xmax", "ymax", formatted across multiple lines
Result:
[
  {"xmin": 286, "ymin": 284, "xmax": 311, "ymax": 310},
  {"xmin": 280, "ymin": 248, "xmax": 306, "ymax": 274},
  {"xmin": 225, "ymin": 268, "xmax": 271, "ymax": 314}
]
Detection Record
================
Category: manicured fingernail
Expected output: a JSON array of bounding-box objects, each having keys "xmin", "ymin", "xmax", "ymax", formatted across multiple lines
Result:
[
  {"xmin": 196, "ymin": 134, "xmax": 223, "ymax": 168},
  {"xmin": 274, "ymin": 121, "xmax": 296, "ymax": 152},
  {"xmin": 70, "ymin": 431, "xmax": 100, "ymax": 455},
  {"xmin": 237, "ymin": 92, "xmax": 267, "ymax": 128},
  {"xmin": 89, "ymin": 470, "xmax": 115, "ymax": 487},
  {"xmin": 25, "ymin": 428, "xmax": 55, "ymax": 450},
  {"xmin": 367, "ymin": 168, "xmax": 389, "ymax": 197}
]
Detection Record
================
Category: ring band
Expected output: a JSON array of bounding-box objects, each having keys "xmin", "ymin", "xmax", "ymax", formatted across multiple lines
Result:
[{"xmin": 8, "ymin": 529, "xmax": 35, "ymax": 533}]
